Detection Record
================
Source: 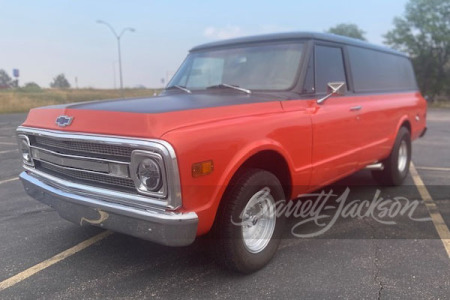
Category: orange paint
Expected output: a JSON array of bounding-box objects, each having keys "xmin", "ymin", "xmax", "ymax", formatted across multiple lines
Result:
[{"xmin": 22, "ymin": 91, "xmax": 426, "ymax": 236}]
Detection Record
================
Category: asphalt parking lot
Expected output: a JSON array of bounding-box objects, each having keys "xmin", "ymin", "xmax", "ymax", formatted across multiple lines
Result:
[{"xmin": 0, "ymin": 109, "xmax": 449, "ymax": 299}]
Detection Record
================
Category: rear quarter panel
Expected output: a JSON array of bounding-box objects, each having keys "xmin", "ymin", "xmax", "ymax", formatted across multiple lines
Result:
[{"xmin": 358, "ymin": 91, "xmax": 427, "ymax": 166}]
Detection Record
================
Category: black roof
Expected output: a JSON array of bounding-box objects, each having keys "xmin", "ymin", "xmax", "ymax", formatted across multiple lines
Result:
[{"xmin": 190, "ymin": 32, "xmax": 406, "ymax": 57}]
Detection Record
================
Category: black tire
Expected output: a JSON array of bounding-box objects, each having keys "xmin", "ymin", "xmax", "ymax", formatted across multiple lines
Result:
[
  {"xmin": 212, "ymin": 168, "xmax": 286, "ymax": 273},
  {"xmin": 372, "ymin": 127, "xmax": 411, "ymax": 186}
]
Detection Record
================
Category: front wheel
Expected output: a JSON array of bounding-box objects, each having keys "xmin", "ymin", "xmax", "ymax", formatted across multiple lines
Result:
[
  {"xmin": 212, "ymin": 169, "xmax": 286, "ymax": 273},
  {"xmin": 372, "ymin": 127, "xmax": 411, "ymax": 186}
]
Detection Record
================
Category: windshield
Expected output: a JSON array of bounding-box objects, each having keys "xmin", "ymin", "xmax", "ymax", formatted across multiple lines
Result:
[{"xmin": 167, "ymin": 42, "xmax": 303, "ymax": 91}]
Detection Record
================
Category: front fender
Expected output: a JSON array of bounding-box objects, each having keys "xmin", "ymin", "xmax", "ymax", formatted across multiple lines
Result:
[{"xmin": 161, "ymin": 110, "xmax": 312, "ymax": 235}]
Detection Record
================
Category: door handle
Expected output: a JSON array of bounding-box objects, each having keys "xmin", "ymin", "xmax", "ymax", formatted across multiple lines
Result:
[{"xmin": 350, "ymin": 106, "xmax": 362, "ymax": 111}]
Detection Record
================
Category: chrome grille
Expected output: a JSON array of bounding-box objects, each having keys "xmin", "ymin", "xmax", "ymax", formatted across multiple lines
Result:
[
  {"xmin": 27, "ymin": 135, "xmax": 136, "ymax": 193},
  {"xmin": 34, "ymin": 136, "xmax": 133, "ymax": 159},
  {"xmin": 17, "ymin": 127, "xmax": 183, "ymax": 209},
  {"xmin": 38, "ymin": 161, "xmax": 135, "ymax": 190}
]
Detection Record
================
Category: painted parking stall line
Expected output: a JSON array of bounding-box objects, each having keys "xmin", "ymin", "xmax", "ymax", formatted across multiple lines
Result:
[
  {"xmin": 0, "ymin": 231, "xmax": 113, "ymax": 291},
  {"xmin": 0, "ymin": 177, "xmax": 19, "ymax": 185},
  {"xmin": 416, "ymin": 166, "xmax": 450, "ymax": 172},
  {"xmin": 410, "ymin": 162, "xmax": 450, "ymax": 259},
  {"xmin": 0, "ymin": 149, "xmax": 18, "ymax": 155}
]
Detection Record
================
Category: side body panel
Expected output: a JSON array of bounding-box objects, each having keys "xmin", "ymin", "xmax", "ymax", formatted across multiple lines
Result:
[
  {"xmin": 357, "ymin": 92, "xmax": 427, "ymax": 167},
  {"xmin": 161, "ymin": 91, "xmax": 425, "ymax": 236}
]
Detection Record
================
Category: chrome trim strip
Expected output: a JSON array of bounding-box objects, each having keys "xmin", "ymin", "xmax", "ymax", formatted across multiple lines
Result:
[
  {"xmin": 25, "ymin": 166, "xmax": 165, "ymax": 210},
  {"xmin": 31, "ymin": 146, "xmax": 130, "ymax": 178},
  {"xmin": 17, "ymin": 126, "xmax": 182, "ymax": 209},
  {"xmin": 33, "ymin": 160, "xmax": 133, "ymax": 186},
  {"xmin": 30, "ymin": 145, "xmax": 129, "ymax": 165},
  {"xmin": 32, "ymin": 147, "xmax": 109, "ymax": 174},
  {"xmin": 17, "ymin": 134, "xmax": 34, "ymax": 167}
]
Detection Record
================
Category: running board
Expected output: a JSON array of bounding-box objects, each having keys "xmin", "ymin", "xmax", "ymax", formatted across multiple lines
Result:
[{"xmin": 365, "ymin": 163, "xmax": 384, "ymax": 170}]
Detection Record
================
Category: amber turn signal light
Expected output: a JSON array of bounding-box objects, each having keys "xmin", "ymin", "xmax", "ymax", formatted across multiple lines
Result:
[{"xmin": 192, "ymin": 160, "xmax": 214, "ymax": 178}]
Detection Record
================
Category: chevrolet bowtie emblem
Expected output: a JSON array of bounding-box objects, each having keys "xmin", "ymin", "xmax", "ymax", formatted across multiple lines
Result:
[{"xmin": 56, "ymin": 115, "xmax": 73, "ymax": 127}]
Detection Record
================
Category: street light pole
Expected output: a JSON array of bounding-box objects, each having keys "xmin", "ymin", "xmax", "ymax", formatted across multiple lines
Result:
[
  {"xmin": 117, "ymin": 35, "xmax": 123, "ymax": 90},
  {"xmin": 96, "ymin": 20, "xmax": 135, "ymax": 93}
]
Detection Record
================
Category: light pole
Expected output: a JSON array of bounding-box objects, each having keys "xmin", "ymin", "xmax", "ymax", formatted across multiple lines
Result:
[{"xmin": 96, "ymin": 20, "xmax": 135, "ymax": 93}]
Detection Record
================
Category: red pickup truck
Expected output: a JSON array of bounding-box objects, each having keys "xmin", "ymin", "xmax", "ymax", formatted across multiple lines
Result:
[{"xmin": 17, "ymin": 32, "xmax": 427, "ymax": 273}]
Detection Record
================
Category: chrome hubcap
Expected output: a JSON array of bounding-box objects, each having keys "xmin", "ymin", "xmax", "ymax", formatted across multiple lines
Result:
[
  {"xmin": 241, "ymin": 187, "xmax": 276, "ymax": 253},
  {"xmin": 398, "ymin": 140, "xmax": 408, "ymax": 172}
]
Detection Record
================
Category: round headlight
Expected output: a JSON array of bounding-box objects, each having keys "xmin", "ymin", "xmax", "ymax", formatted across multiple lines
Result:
[
  {"xmin": 136, "ymin": 158, "xmax": 162, "ymax": 192},
  {"xmin": 19, "ymin": 137, "xmax": 33, "ymax": 166}
]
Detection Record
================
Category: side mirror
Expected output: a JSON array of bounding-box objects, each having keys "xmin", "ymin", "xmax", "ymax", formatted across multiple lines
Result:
[{"xmin": 317, "ymin": 82, "xmax": 346, "ymax": 104}]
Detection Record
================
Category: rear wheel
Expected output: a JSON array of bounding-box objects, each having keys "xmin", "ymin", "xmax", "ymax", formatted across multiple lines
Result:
[
  {"xmin": 372, "ymin": 127, "xmax": 411, "ymax": 186},
  {"xmin": 212, "ymin": 169, "xmax": 286, "ymax": 273}
]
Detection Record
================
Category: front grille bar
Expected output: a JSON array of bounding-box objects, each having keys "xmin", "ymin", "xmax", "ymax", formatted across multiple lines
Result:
[
  {"xmin": 30, "ymin": 146, "xmax": 129, "ymax": 177},
  {"xmin": 34, "ymin": 135, "xmax": 133, "ymax": 159},
  {"xmin": 38, "ymin": 160, "xmax": 135, "ymax": 190}
]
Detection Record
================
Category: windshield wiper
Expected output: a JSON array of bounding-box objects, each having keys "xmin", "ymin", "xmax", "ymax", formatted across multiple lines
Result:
[
  {"xmin": 166, "ymin": 85, "xmax": 191, "ymax": 94},
  {"xmin": 206, "ymin": 83, "xmax": 251, "ymax": 94}
]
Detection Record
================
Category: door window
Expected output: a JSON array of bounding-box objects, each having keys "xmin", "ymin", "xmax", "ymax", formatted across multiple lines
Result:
[{"xmin": 314, "ymin": 45, "xmax": 347, "ymax": 93}]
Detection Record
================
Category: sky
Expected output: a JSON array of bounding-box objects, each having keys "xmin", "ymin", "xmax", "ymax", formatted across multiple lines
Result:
[{"xmin": 0, "ymin": 0, "xmax": 409, "ymax": 89}]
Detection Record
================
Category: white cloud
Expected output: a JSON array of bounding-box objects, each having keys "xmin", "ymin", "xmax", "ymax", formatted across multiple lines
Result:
[{"xmin": 203, "ymin": 25, "xmax": 244, "ymax": 40}]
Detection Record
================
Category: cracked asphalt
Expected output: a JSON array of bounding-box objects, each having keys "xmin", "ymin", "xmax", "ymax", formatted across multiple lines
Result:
[{"xmin": 0, "ymin": 109, "xmax": 449, "ymax": 299}]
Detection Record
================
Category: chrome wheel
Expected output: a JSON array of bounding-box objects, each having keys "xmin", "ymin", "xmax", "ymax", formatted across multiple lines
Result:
[
  {"xmin": 371, "ymin": 127, "xmax": 411, "ymax": 186},
  {"xmin": 215, "ymin": 169, "xmax": 285, "ymax": 273},
  {"xmin": 241, "ymin": 187, "xmax": 277, "ymax": 253},
  {"xmin": 397, "ymin": 140, "xmax": 408, "ymax": 173}
]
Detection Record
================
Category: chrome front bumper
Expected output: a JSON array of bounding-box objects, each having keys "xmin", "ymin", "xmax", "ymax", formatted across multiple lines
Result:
[{"xmin": 20, "ymin": 171, "xmax": 198, "ymax": 246}]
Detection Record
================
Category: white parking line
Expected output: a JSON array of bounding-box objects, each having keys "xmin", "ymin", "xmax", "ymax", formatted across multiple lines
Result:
[
  {"xmin": 0, "ymin": 177, "xmax": 19, "ymax": 185},
  {"xmin": 0, "ymin": 142, "xmax": 16, "ymax": 146},
  {"xmin": 416, "ymin": 166, "xmax": 450, "ymax": 172},
  {"xmin": 410, "ymin": 162, "xmax": 450, "ymax": 259},
  {"xmin": 0, "ymin": 231, "xmax": 113, "ymax": 291},
  {"xmin": 0, "ymin": 149, "xmax": 18, "ymax": 154}
]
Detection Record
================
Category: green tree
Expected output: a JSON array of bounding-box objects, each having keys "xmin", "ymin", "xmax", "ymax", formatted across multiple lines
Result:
[
  {"xmin": 0, "ymin": 69, "xmax": 12, "ymax": 87},
  {"xmin": 326, "ymin": 23, "xmax": 367, "ymax": 41},
  {"xmin": 50, "ymin": 73, "xmax": 71, "ymax": 89},
  {"xmin": 23, "ymin": 82, "xmax": 41, "ymax": 91},
  {"xmin": 23, "ymin": 82, "xmax": 41, "ymax": 89},
  {"xmin": 384, "ymin": 0, "xmax": 450, "ymax": 99}
]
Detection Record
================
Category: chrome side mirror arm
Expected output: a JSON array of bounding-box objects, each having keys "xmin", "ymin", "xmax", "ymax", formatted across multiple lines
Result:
[{"xmin": 316, "ymin": 82, "xmax": 346, "ymax": 105}]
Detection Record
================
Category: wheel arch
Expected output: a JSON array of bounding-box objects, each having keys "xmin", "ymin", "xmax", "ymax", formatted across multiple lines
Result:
[
  {"xmin": 231, "ymin": 149, "xmax": 293, "ymax": 199},
  {"xmin": 204, "ymin": 143, "xmax": 295, "ymax": 234},
  {"xmin": 400, "ymin": 119, "xmax": 411, "ymax": 133},
  {"xmin": 392, "ymin": 115, "xmax": 411, "ymax": 142}
]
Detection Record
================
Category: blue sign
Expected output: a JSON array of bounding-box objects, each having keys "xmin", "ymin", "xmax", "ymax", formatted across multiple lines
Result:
[{"xmin": 13, "ymin": 69, "xmax": 19, "ymax": 77}]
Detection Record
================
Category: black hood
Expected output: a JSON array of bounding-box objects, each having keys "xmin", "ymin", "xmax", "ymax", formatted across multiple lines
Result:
[{"xmin": 48, "ymin": 91, "xmax": 284, "ymax": 114}]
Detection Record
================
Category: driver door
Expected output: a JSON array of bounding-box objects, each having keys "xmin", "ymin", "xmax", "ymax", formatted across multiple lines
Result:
[{"xmin": 309, "ymin": 44, "xmax": 362, "ymax": 188}]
